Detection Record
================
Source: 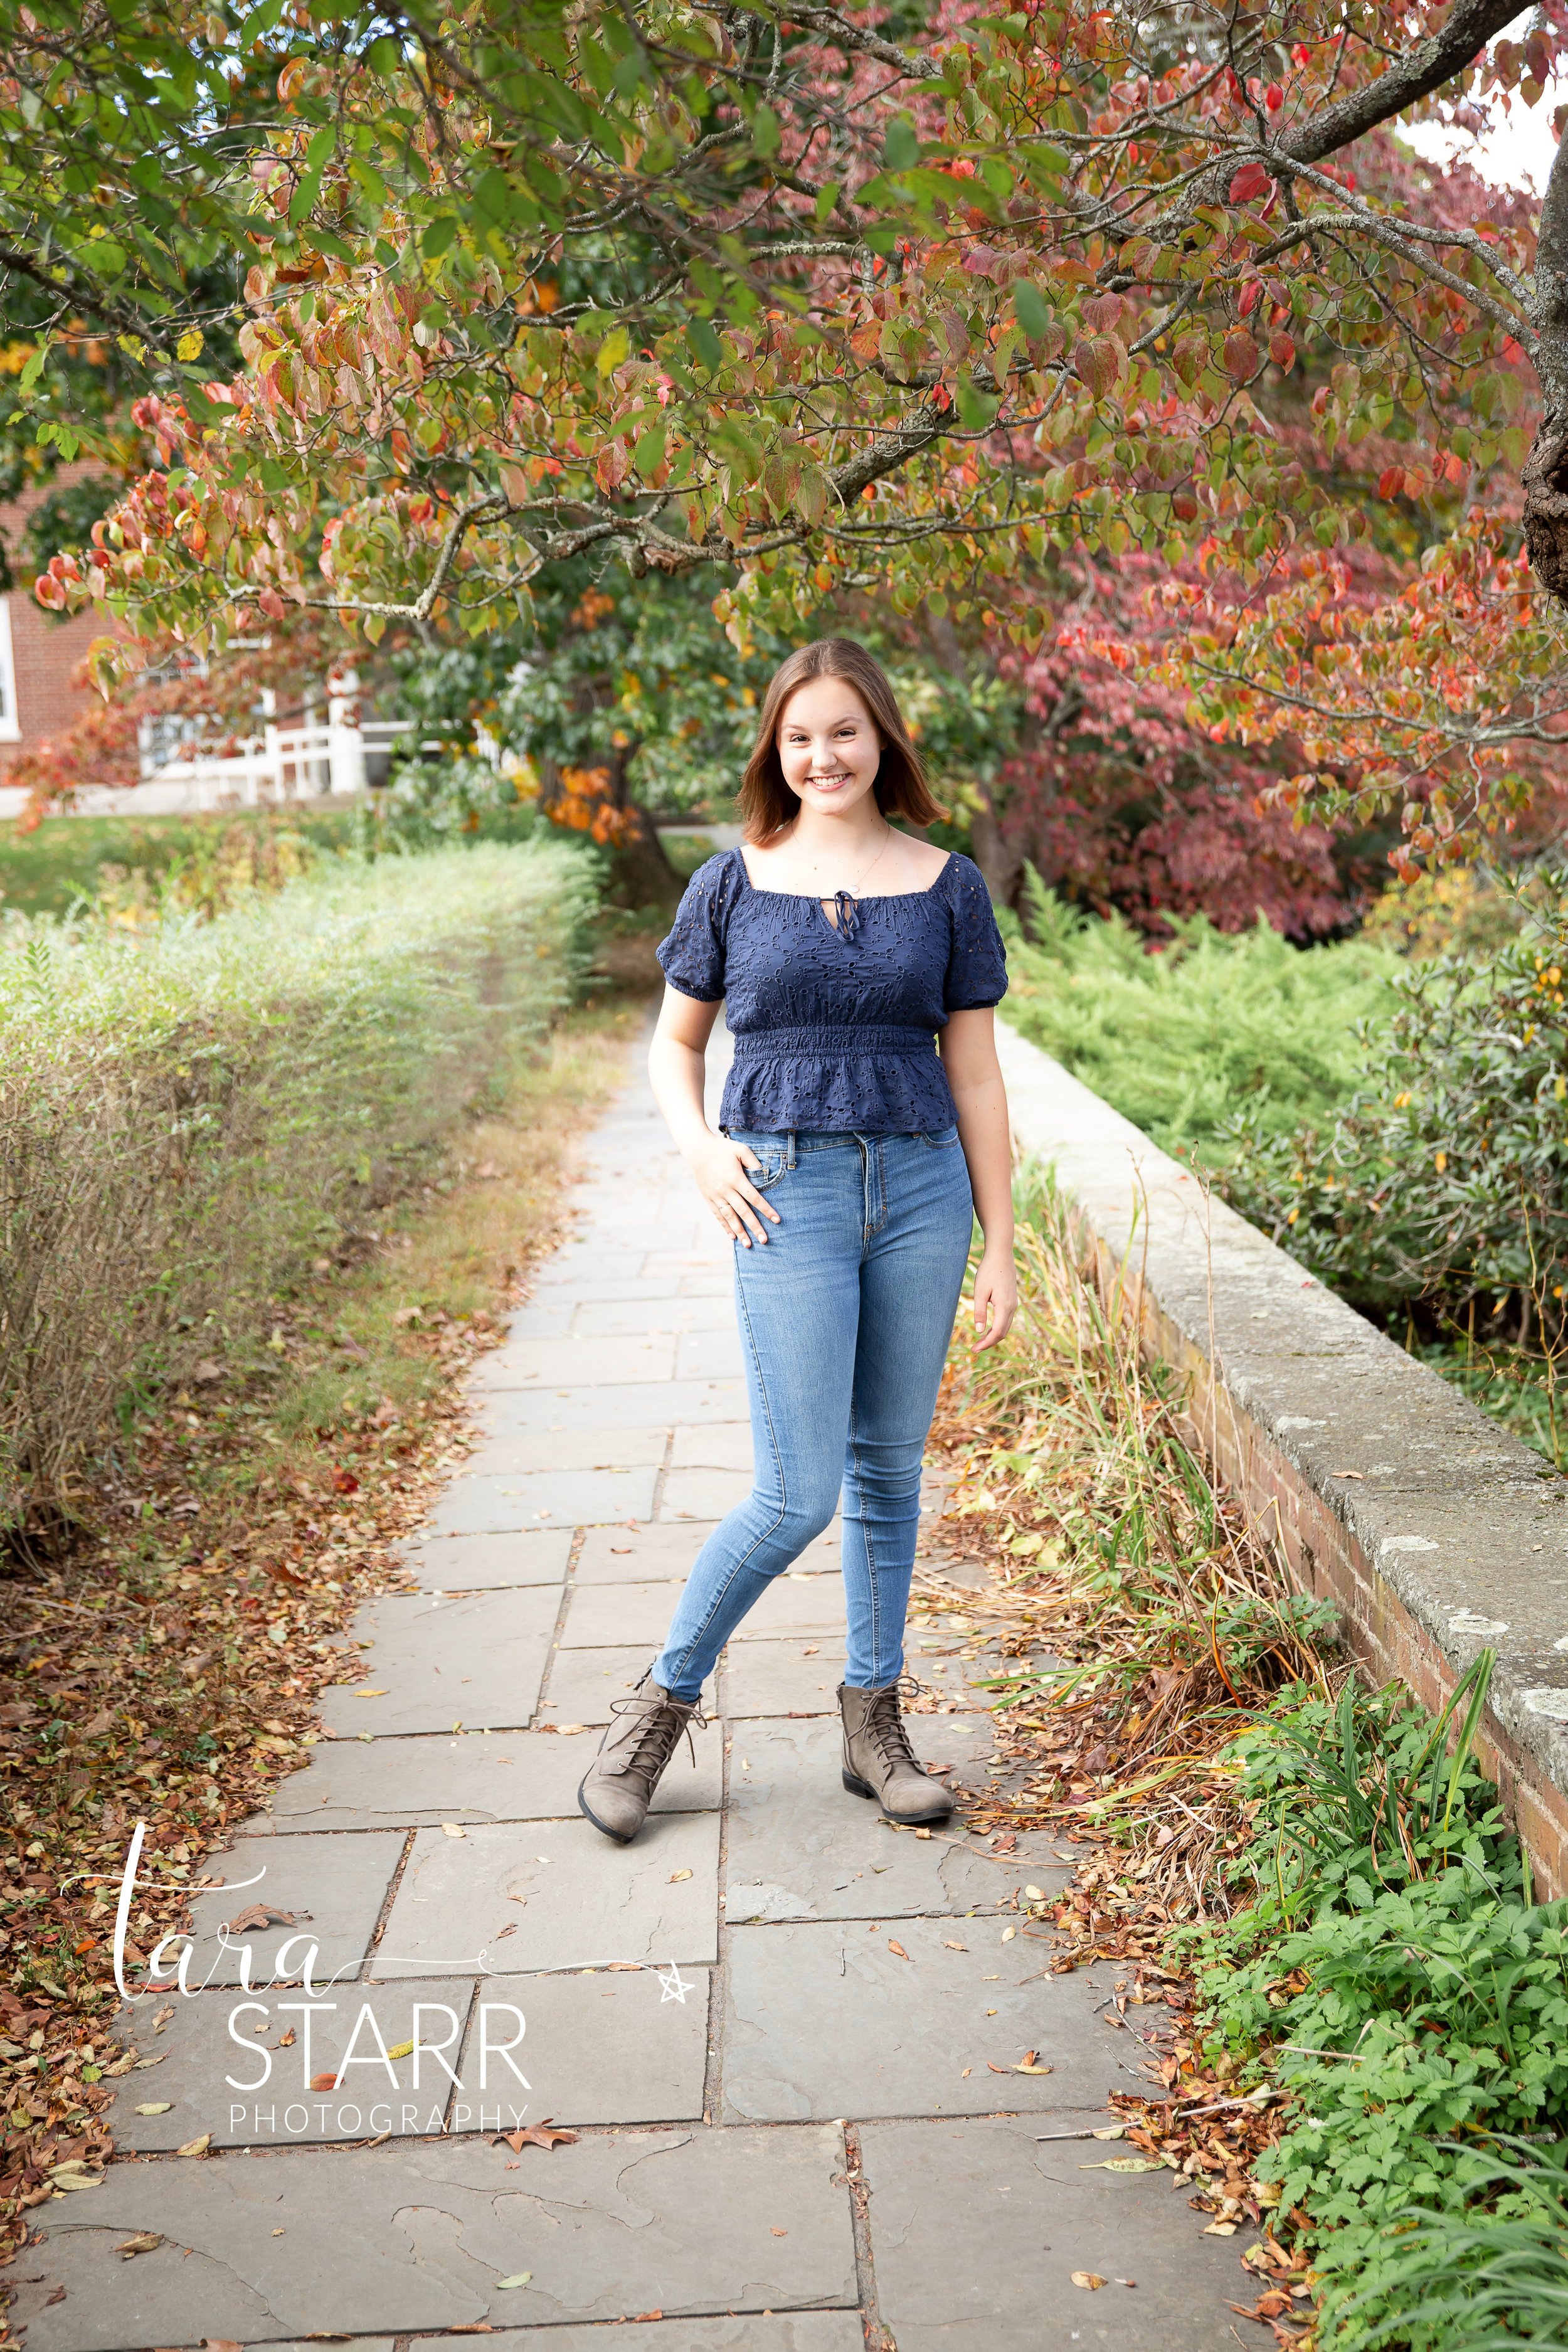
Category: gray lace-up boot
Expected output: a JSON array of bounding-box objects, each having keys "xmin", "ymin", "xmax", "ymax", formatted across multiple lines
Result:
[
  {"xmin": 577, "ymin": 1677, "xmax": 702, "ymax": 1844},
  {"xmin": 839, "ymin": 1678, "xmax": 954, "ymax": 1826}
]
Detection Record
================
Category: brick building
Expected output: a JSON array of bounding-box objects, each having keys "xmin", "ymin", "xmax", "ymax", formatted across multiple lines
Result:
[{"xmin": 0, "ymin": 462, "xmax": 109, "ymax": 768}]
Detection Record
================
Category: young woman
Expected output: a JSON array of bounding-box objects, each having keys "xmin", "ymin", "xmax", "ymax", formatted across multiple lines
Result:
[{"xmin": 578, "ymin": 637, "xmax": 1017, "ymax": 1844}]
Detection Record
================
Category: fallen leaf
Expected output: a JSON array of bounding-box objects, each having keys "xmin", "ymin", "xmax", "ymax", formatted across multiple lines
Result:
[
  {"xmin": 1015, "ymin": 2055, "xmax": 1053, "ymax": 2075},
  {"xmin": 986, "ymin": 2062, "xmax": 1010, "ymax": 2074},
  {"xmin": 1072, "ymin": 2272, "xmax": 1106, "ymax": 2291},
  {"xmin": 444, "ymin": 2329, "xmax": 494, "ymax": 2337},
  {"xmin": 1081, "ymin": 2158, "xmax": 1158, "ymax": 2173},
  {"xmin": 669, "ymin": 1868, "xmax": 692, "ymax": 1883},
  {"xmin": 557, "ymin": 1722, "xmax": 587, "ymax": 1735},
  {"xmin": 494, "ymin": 2273, "xmax": 532, "ymax": 2289},
  {"xmin": 888, "ymin": 1940, "xmax": 911, "ymax": 1961},
  {"xmin": 203, "ymin": 2339, "xmax": 243, "ymax": 2351},
  {"xmin": 442, "ymin": 1823, "xmax": 467, "ymax": 1839},
  {"xmin": 332, "ymin": 1467, "xmax": 360, "ymax": 1494},
  {"xmin": 1001, "ymin": 1926, "xmax": 1017, "ymax": 1941},
  {"xmin": 610, "ymin": 1545, "xmax": 632, "ymax": 1554},
  {"xmin": 278, "ymin": 2030, "xmax": 296, "ymax": 2047},
  {"xmin": 943, "ymin": 1940, "xmax": 967, "ymax": 1951},
  {"xmin": 494, "ymin": 1924, "xmax": 517, "ymax": 1941},
  {"xmin": 802, "ymin": 1646, "xmax": 819, "ymax": 1655},
  {"xmin": 633, "ymin": 2316, "xmax": 663, "ymax": 2326},
  {"xmin": 1331, "ymin": 1470, "xmax": 1364, "ymax": 1480},
  {"xmin": 223, "ymin": 1904, "xmax": 299, "ymax": 1934},
  {"xmin": 1204, "ymin": 2220, "xmax": 1238, "ymax": 2237},
  {"xmin": 134, "ymin": 2102, "xmax": 174, "ymax": 2116},
  {"xmin": 177, "ymin": 2134, "xmax": 213, "ymax": 2158},
  {"xmin": 385, "ymin": 2040, "xmax": 415, "ymax": 2061},
  {"xmin": 771, "ymin": 2227, "xmax": 788, "ymax": 2237},
  {"xmin": 117, "ymin": 2233, "xmax": 164, "ymax": 2259},
  {"xmin": 354, "ymin": 1688, "xmax": 388, "ymax": 1698},
  {"xmin": 495, "ymin": 2119, "xmax": 577, "ymax": 2151},
  {"xmin": 310, "ymin": 2072, "xmax": 341, "ymax": 2092},
  {"xmin": 960, "ymin": 2067, "xmax": 972, "ymax": 2079}
]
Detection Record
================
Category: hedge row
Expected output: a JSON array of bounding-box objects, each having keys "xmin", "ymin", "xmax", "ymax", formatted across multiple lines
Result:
[{"xmin": 0, "ymin": 839, "xmax": 595, "ymax": 1535}]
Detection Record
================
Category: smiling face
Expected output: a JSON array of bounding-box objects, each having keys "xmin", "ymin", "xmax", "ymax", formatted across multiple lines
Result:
[{"xmin": 775, "ymin": 676, "xmax": 883, "ymax": 822}]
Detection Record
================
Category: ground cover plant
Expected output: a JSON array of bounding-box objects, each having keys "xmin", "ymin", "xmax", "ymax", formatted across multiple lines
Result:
[
  {"xmin": 0, "ymin": 807, "xmax": 359, "ymax": 921},
  {"xmin": 931, "ymin": 1173, "xmax": 1568, "ymax": 2347},
  {"xmin": 1001, "ymin": 874, "xmax": 1399, "ymax": 1161},
  {"xmin": 0, "ymin": 835, "xmax": 593, "ymax": 1540},
  {"xmin": 0, "ymin": 983, "xmax": 642, "ymax": 2314}
]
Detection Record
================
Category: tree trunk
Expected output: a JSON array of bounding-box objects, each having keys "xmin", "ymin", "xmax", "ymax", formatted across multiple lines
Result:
[
  {"xmin": 968, "ymin": 783, "xmax": 1024, "ymax": 909},
  {"xmin": 1525, "ymin": 127, "xmax": 1568, "ymax": 607}
]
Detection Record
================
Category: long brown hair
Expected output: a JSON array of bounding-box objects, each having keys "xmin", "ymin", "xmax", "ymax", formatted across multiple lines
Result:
[{"xmin": 738, "ymin": 638, "xmax": 947, "ymax": 840}]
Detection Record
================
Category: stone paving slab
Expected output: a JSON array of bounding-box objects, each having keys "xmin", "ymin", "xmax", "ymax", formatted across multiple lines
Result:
[
  {"xmin": 423, "ymin": 1466, "xmax": 659, "ymax": 1535},
  {"xmin": 675, "ymin": 1330, "xmax": 746, "ymax": 1380},
  {"xmin": 861, "ymin": 2117, "xmax": 1243, "ymax": 2349},
  {"xmin": 472, "ymin": 1336, "xmax": 678, "ymax": 1390},
  {"xmin": 662, "ymin": 1469, "xmax": 753, "ymax": 1520},
  {"xmin": 462, "ymin": 1427, "xmax": 669, "ymax": 1476},
  {"xmin": 400, "ymin": 1530, "xmax": 574, "ymax": 1589},
  {"xmin": 576, "ymin": 1523, "xmax": 720, "ymax": 1582},
  {"xmin": 719, "ymin": 1643, "xmax": 855, "ymax": 1718},
  {"xmin": 730, "ymin": 1574, "xmax": 845, "ymax": 1641},
  {"xmin": 542, "ymin": 1648, "xmax": 717, "ymax": 1725},
  {"xmin": 422, "ymin": 2319, "xmax": 863, "ymax": 2350},
  {"xmin": 723, "ymin": 1719, "xmax": 1067, "ymax": 1921},
  {"xmin": 561, "ymin": 1581, "xmax": 689, "ymax": 1650},
  {"xmin": 670, "ymin": 1421, "xmax": 752, "ymax": 1471},
  {"xmin": 721, "ymin": 1923, "xmax": 1130, "ymax": 2121},
  {"xmin": 319, "ymin": 1589, "xmax": 558, "ymax": 1737},
  {"xmin": 373, "ymin": 1815, "xmax": 722, "ymax": 1977},
  {"xmin": 112, "ymin": 1976, "xmax": 477, "ymax": 2148},
  {"xmin": 147, "ymin": 1830, "xmax": 406, "ymax": 1992},
  {"xmin": 453, "ymin": 1964, "xmax": 711, "ymax": 2125},
  {"xmin": 473, "ymin": 1379, "xmax": 744, "ymax": 1433},
  {"xmin": 12, "ymin": 2125, "xmax": 857, "ymax": 2346},
  {"xmin": 251, "ymin": 1729, "xmax": 721, "ymax": 1834},
  {"xmin": 575, "ymin": 1296, "xmax": 736, "ymax": 1338}
]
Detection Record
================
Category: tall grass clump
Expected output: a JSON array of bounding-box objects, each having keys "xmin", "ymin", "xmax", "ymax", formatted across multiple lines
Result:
[
  {"xmin": 1003, "ymin": 873, "xmax": 1398, "ymax": 1159},
  {"xmin": 0, "ymin": 837, "xmax": 594, "ymax": 1537}
]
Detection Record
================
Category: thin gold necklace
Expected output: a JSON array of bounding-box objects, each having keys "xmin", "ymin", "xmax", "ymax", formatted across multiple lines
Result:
[{"xmin": 792, "ymin": 819, "xmax": 894, "ymax": 898}]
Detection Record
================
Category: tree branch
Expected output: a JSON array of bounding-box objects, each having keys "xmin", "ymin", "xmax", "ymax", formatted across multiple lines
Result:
[{"xmin": 1282, "ymin": 0, "xmax": 1534, "ymax": 163}]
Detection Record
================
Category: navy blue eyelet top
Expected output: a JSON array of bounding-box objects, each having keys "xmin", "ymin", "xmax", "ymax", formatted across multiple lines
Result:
[{"xmin": 657, "ymin": 847, "xmax": 1008, "ymax": 1134}]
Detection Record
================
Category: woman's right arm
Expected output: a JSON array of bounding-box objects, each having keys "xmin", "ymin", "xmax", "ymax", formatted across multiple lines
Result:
[{"xmin": 647, "ymin": 987, "xmax": 781, "ymax": 1247}]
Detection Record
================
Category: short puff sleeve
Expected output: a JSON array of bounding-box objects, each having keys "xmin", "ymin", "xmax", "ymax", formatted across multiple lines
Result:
[
  {"xmin": 657, "ymin": 852, "xmax": 734, "ymax": 1002},
  {"xmin": 941, "ymin": 855, "xmax": 1009, "ymax": 1011}
]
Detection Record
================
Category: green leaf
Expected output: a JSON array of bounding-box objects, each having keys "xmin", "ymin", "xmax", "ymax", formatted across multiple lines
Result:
[
  {"xmin": 955, "ymin": 380, "xmax": 1000, "ymax": 432},
  {"xmin": 422, "ymin": 216, "xmax": 459, "ymax": 258},
  {"xmin": 1014, "ymin": 281, "xmax": 1051, "ymax": 340},
  {"xmin": 883, "ymin": 116, "xmax": 920, "ymax": 172},
  {"xmin": 688, "ymin": 317, "xmax": 723, "ymax": 373},
  {"xmin": 753, "ymin": 104, "xmax": 780, "ymax": 159},
  {"xmin": 495, "ymin": 2272, "xmax": 532, "ymax": 2289}
]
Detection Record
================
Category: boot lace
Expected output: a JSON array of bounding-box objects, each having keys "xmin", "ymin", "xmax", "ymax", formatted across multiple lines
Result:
[
  {"xmin": 609, "ymin": 1690, "xmax": 707, "ymax": 1784},
  {"xmin": 863, "ymin": 1675, "xmax": 924, "ymax": 1772}
]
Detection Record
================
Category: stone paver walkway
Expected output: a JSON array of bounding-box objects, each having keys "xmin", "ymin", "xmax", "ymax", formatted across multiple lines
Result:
[{"xmin": 14, "ymin": 1040, "xmax": 1244, "ymax": 2350}]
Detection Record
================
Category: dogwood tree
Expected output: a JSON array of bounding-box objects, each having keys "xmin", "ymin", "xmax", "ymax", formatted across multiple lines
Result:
[{"xmin": 9, "ymin": 0, "xmax": 1568, "ymax": 862}]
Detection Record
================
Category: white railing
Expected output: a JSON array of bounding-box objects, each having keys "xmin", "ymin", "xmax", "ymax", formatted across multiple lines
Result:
[{"xmin": 0, "ymin": 714, "xmax": 411, "ymax": 820}]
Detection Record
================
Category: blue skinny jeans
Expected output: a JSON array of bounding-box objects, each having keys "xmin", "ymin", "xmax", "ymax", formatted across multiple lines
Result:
[{"xmin": 652, "ymin": 1126, "xmax": 974, "ymax": 1702}]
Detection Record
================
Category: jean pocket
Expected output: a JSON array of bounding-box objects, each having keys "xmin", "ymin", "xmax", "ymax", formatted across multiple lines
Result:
[{"xmin": 915, "ymin": 1125, "xmax": 962, "ymax": 1150}]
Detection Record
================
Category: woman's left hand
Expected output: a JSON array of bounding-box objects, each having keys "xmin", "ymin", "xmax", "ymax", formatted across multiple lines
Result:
[{"xmin": 971, "ymin": 1244, "xmax": 1018, "ymax": 1351}]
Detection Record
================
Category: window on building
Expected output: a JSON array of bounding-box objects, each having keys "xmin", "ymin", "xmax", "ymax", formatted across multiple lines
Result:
[{"xmin": 0, "ymin": 600, "xmax": 19, "ymax": 744}]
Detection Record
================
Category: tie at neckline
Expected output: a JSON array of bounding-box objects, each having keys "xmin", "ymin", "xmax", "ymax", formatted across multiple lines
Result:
[{"xmin": 832, "ymin": 888, "xmax": 861, "ymax": 940}]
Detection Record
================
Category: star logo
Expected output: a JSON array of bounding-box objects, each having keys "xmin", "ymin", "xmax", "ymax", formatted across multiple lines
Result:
[{"xmin": 657, "ymin": 1960, "xmax": 695, "ymax": 2005}]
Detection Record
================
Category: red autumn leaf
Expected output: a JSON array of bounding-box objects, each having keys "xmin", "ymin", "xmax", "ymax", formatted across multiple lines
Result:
[
  {"xmin": 1379, "ymin": 466, "xmax": 1406, "ymax": 500},
  {"xmin": 331, "ymin": 1466, "xmax": 359, "ymax": 1494},
  {"xmin": 1228, "ymin": 161, "xmax": 1273, "ymax": 204},
  {"xmin": 310, "ymin": 2071, "xmax": 341, "ymax": 2091},
  {"xmin": 1265, "ymin": 83, "xmax": 1284, "ymax": 109},
  {"xmin": 1222, "ymin": 329, "xmax": 1260, "ymax": 381},
  {"xmin": 1238, "ymin": 279, "xmax": 1262, "ymax": 317},
  {"xmin": 1269, "ymin": 332, "xmax": 1296, "ymax": 373},
  {"xmin": 1073, "ymin": 335, "xmax": 1123, "ymax": 399}
]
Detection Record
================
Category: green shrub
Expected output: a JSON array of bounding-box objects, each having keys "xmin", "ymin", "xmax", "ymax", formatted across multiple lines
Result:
[
  {"xmin": 1218, "ymin": 871, "xmax": 1568, "ymax": 1343},
  {"xmin": 1188, "ymin": 1666, "xmax": 1568, "ymax": 2348},
  {"xmin": 0, "ymin": 839, "xmax": 593, "ymax": 1534},
  {"xmin": 1003, "ymin": 874, "xmax": 1398, "ymax": 1158}
]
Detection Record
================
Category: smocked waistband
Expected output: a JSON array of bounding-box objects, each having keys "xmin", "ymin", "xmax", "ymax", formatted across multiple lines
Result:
[{"xmin": 728, "ymin": 1024, "xmax": 936, "ymax": 1057}]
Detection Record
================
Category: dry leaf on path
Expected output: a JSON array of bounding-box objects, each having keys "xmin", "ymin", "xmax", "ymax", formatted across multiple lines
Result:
[
  {"xmin": 669, "ymin": 1868, "xmax": 692, "ymax": 1883},
  {"xmin": 310, "ymin": 2072, "xmax": 341, "ymax": 2092},
  {"xmin": 495, "ymin": 2120, "xmax": 578, "ymax": 2152},
  {"xmin": 1014, "ymin": 2053, "xmax": 1052, "ymax": 2075},
  {"xmin": 887, "ymin": 1940, "xmax": 911, "ymax": 1961},
  {"xmin": 176, "ymin": 2133, "xmax": 212, "ymax": 2158},
  {"xmin": 386, "ymin": 2040, "xmax": 415, "ymax": 2060},
  {"xmin": 222, "ymin": 1904, "xmax": 299, "ymax": 1935},
  {"xmin": 1071, "ymin": 2273, "xmax": 1106, "ymax": 2291},
  {"xmin": 442, "ymin": 1823, "xmax": 466, "ymax": 1839},
  {"xmin": 203, "ymin": 2338, "xmax": 244, "ymax": 2351},
  {"xmin": 134, "ymin": 2102, "xmax": 174, "ymax": 2116},
  {"xmin": 494, "ymin": 2273, "xmax": 532, "ymax": 2289}
]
